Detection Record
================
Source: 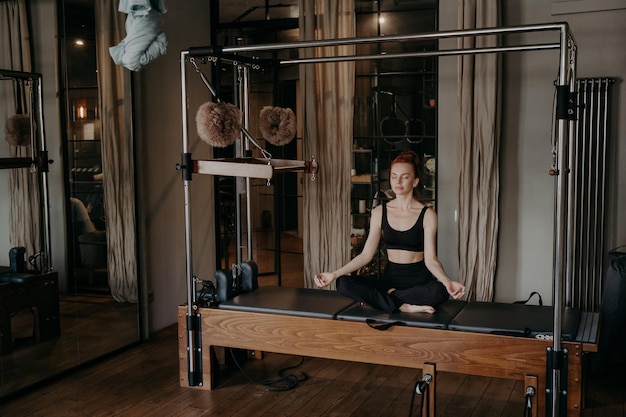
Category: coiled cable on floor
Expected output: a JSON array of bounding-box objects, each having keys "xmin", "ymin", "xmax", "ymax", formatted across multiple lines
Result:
[{"xmin": 228, "ymin": 348, "xmax": 308, "ymax": 391}]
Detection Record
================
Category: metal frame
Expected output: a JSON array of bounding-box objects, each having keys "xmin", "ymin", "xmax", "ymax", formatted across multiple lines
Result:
[
  {"xmin": 0, "ymin": 69, "xmax": 52, "ymax": 272},
  {"xmin": 179, "ymin": 23, "xmax": 577, "ymax": 416}
]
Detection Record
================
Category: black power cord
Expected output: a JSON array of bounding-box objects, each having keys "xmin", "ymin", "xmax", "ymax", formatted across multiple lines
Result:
[
  {"xmin": 523, "ymin": 386, "xmax": 535, "ymax": 417},
  {"xmin": 408, "ymin": 374, "xmax": 432, "ymax": 417},
  {"xmin": 228, "ymin": 348, "xmax": 308, "ymax": 391}
]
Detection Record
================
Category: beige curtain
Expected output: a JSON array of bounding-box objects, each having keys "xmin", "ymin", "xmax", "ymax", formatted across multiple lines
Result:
[
  {"xmin": 300, "ymin": 0, "xmax": 355, "ymax": 289},
  {"xmin": 457, "ymin": 0, "xmax": 501, "ymax": 301},
  {"xmin": 95, "ymin": 1, "xmax": 137, "ymax": 303},
  {"xmin": 1, "ymin": 0, "xmax": 40, "ymax": 260}
]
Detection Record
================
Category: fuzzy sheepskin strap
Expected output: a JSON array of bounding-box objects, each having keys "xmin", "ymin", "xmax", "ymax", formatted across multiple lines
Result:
[
  {"xmin": 258, "ymin": 106, "xmax": 296, "ymax": 146},
  {"xmin": 195, "ymin": 101, "xmax": 242, "ymax": 148},
  {"xmin": 4, "ymin": 114, "xmax": 31, "ymax": 147}
]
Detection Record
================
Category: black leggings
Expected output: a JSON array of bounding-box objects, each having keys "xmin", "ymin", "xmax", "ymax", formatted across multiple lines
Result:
[{"xmin": 336, "ymin": 261, "xmax": 449, "ymax": 313}]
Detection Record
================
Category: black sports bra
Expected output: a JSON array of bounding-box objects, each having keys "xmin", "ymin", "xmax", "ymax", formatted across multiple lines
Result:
[{"xmin": 381, "ymin": 202, "xmax": 428, "ymax": 252}]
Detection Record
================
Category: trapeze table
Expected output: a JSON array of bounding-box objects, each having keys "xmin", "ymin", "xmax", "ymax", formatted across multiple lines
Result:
[{"xmin": 178, "ymin": 286, "xmax": 599, "ymax": 417}]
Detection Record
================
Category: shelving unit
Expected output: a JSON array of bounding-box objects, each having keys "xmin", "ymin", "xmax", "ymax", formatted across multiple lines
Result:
[
  {"xmin": 63, "ymin": 86, "xmax": 107, "ymax": 291},
  {"xmin": 350, "ymin": 68, "xmax": 438, "ymax": 272},
  {"xmin": 349, "ymin": 2, "xmax": 439, "ymax": 274}
]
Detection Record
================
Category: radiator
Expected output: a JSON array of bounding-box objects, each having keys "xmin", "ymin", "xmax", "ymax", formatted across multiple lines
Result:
[{"xmin": 566, "ymin": 78, "xmax": 615, "ymax": 311}]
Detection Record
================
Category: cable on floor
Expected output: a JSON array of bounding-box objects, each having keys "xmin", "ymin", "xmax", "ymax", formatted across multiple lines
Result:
[{"xmin": 228, "ymin": 348, "xmax": 308, "ymax": 391}]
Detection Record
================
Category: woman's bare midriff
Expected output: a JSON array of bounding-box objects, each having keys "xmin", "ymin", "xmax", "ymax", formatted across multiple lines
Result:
[{"xmin": 387, "ymin": 248, "xmax": 425, "ymax": 264}]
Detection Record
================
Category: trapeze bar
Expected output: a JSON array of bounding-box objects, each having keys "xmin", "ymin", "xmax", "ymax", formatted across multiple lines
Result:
[
  {"xmin": 280, "ymin": 43, "xmax": 560, "ymax": 65},
  {"xmin": 194, "ymin": 159, "xmax": 273, "ymax": 179},
  {"xmin": 218, "ymin": 22, "xmax": 570, "ymax": 54},
  {"xmin": 193, "ymin": 157, "xmax": 318, "ymax": 179},
  {"xmin": 266, "ymin": 158, "xmax": 318, "ymax": 173}
]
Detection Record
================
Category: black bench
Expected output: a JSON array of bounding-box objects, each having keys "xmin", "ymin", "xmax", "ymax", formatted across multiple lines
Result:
[{"xmin": 0, "ymin": 269, "xmax": 60, "ymax": 355}]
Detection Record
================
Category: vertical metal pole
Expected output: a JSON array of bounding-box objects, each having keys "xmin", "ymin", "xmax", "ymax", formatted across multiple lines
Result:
[
  {"xmin": 35, "ymin": 76, "xmax": 52, "ymax": 271},
  {"xmin": 233, "ymin": 64, "xmax": 244, "ymax": 270},
  {"xmin": 596, "ymin": 78, "xmax": 610, "ymax": 308},
  {"xmin": 566, "ymin": 78, "xmax": 584, "ymax": 308},
  {"xmin": 551, "ymin": 24, "xmax": 575, "ymax": 417},
  {"xmin": 586, "ymin": 79, "xmax": 604, "ymax": 311},
  {"xmin": 181, "ymin": 51, "xmax": 194, "ymax": 315},
  {"xmin": 181, "ymin": 51, "xmax": 201, "ymax": 386},
  {"xmin": 241, "ymin": 65, "xmax": 254, "ymax": 261},
  {"xmin": 580, "ymin": 80, "xmax": 590, "ymax": 309}
]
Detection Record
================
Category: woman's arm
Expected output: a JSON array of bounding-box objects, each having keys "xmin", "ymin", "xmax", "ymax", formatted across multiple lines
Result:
[
  {"xmin": 314, "ymin": 205, "xmax": 383, "ymax": 287},
  {"xmin": 423, "ymin": 208, "xmax": 465, "ymax": 298}
]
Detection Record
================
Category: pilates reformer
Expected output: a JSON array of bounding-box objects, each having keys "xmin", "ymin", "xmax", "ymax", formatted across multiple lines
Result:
[
  {"xmin": 177, "ymin": 285, "xmax": 599, "ymax": 416},
  {"xmin": 177, "ymin": 23, "xmax": 590, "ymax": 417}
]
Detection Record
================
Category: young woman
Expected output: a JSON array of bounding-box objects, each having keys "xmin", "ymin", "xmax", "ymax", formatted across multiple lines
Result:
[{"xmin": 314, "ymin": 151, "xmax": 465, "ymax": 313}]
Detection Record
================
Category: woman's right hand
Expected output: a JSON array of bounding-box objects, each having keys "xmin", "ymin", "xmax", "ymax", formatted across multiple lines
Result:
[{"xmin": 314, "ymin": 272, "xmax": 337, "ymax": 288}]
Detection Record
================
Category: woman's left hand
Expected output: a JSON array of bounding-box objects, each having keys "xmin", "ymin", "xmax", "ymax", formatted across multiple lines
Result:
[{"xmin": 447, "ymin": 281, "xmax": 466, "ymax": 299}]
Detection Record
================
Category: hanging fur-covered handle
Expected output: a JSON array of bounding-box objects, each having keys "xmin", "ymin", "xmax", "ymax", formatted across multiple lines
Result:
[
  {"xmin": 258, "ymin": 106, "xmax": 296, "ymax": 146},
  {"xmin": 4, "ymin": 114, "xmax": 31, "ymax": 147},
  {"xmin": 195, "ymin": 101, "xmax": 242, "ymax": 148}
]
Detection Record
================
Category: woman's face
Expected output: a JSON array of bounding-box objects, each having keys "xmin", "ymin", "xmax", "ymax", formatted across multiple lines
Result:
[{"xmin": 390, "ymin": 162, "xmax": 419, "ymax": 196}]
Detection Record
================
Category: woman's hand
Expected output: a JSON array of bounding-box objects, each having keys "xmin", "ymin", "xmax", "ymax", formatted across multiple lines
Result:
[
  {"xmin": 446, "ymin": 280, "xmax": 466, "ymax": 299},
  {"xmin": 314, "ymin": 272, "xmax": 337, "ymax": 288}
]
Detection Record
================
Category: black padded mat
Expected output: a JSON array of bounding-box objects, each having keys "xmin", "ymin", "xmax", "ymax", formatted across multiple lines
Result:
[
  {"xmin": 219, "ymin": 286, "xmax": 357, "ymax": 319},
  {"xmin": 335, "ymin": 299, "xmax": 467, "ymax": 329},
  {"xmin": 448, "ymin": 302, "xmax": 582, "ymax": 340},
  {"xmin": 0, "ymin": 269, "xmax": 43, "ymax": 284}
]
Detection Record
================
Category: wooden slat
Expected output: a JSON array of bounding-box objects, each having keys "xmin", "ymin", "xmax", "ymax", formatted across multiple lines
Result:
[
  {"xmin": 525, "ymin": 374, "xmax": 539, "ymax": 417},
  {"xmin": 192, "ymin": 157, "xmax": 318, "ymax": 179},
  {"xmin": 423, "ymin": 362, "xmax": 436, "ymax": 417},
  {"xmin": 194, "ymin": 159, "xmax": 274, "ymax": 179}
]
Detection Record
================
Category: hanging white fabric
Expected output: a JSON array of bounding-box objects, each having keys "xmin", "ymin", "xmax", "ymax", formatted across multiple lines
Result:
[{"xmin": 109, "ymin": 0, "xmax": 168, "ymax": 71}]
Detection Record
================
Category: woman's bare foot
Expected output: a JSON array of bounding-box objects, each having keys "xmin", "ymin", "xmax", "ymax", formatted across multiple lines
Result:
[{"xmin": 399, "ymin": 303, "xmax": 435, "ymax": 314}]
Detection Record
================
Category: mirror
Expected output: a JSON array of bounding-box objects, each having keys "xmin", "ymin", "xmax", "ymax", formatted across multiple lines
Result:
[{"xmin": 0, "ymin": 0, "xmax": 140, "ymax": 398}]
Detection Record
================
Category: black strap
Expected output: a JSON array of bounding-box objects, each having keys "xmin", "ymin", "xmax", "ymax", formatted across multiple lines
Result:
[
  {"xmin": 524, "ymin": 392, "xmax": 533, "ymax": 417},
  {"xmin": 514, "ymin": 291, "xmax": 543, "ymax": 306},
  {"xmin": 366, "ymin": 319, "xmax": 407, "ymax": 331}
]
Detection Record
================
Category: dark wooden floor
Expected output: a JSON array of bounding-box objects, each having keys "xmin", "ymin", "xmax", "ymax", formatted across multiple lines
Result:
[
  {"xmin": 0, "ymin": 322, "xmax": 624, "ymax": 417},
  {"xmin": 1, "ymin": 293, "xmax": 138, "ymax": 397}
]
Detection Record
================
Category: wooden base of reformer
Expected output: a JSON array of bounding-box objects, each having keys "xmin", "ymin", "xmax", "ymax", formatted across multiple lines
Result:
[{"xmin": 178, "ymin": 305, "xmax": 593, "ymax": 417}]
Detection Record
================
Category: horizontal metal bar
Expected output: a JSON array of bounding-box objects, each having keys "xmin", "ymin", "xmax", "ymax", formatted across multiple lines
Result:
[
  {"xmin": 215, "ymin": 23, "xmax": 568, "ymax": 54},
  {"xmin": 0, "ymin": 157, "xmax": 36, "ymax": 170},
  {"xmin": 0, "ymin": 69, "xmax": 42, "ymax": 80},
  {"xmin": 280, "ymin": 43, "xmax": 560, "ymax": 65}
]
